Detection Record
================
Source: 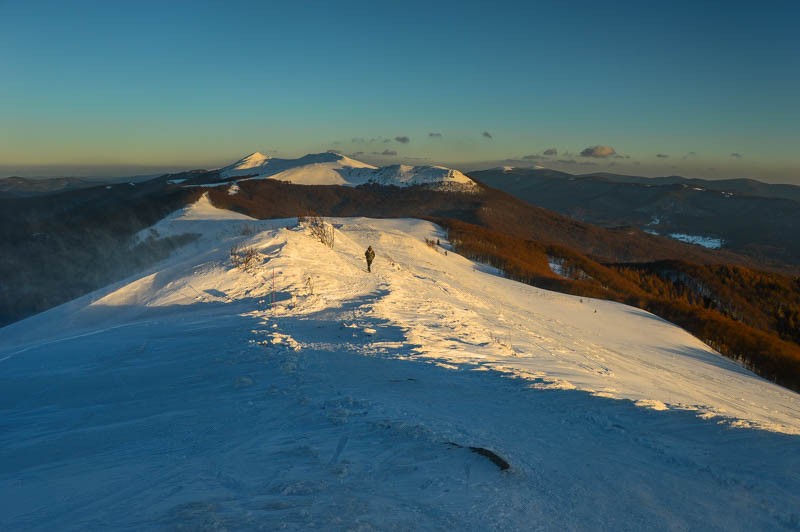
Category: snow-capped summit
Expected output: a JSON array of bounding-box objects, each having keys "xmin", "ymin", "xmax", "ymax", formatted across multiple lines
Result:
[
  {"xmin": 227, "ymin": 151, "xmax": 271, "ymax": 171},
  {"xmin": 218, "ymin": 151, "xmax": 272, "ymax": 177},
  {"xmin": 369, "ymin": 164, "xmax": 475, "ymax": 187},
  {"xmin": 217, "ymin": 152, "xmax": 479, "ymax": 190},
  {"xmin": 219, "ymin": 151, "xmax": 375, "ymax": 184}
]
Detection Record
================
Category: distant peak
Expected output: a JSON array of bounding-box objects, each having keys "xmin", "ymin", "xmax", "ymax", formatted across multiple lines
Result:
[{"xmin": 232, "ymin": 152, "xmax": 271, "ymax": 169}]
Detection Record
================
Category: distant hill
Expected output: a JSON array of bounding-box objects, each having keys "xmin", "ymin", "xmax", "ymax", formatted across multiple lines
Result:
[
  {"xmin": 470, "ymin": 168, "xmax": 800, "ymax": 268},
  {"xmin": 581, "ymin": 172, "xmax": 800, "ymax": 202},
  {"xmin": 0, "ymin": 174, "xmax": 164, "ymax": 197},
  {"xmin": 0, "ymin": 176, "xmax": 98, "ymax": 196}
]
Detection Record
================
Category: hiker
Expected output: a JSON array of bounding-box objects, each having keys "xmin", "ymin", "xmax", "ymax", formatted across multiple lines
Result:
[{"xmin": 365, "ymin": 245, "xmax": 375, "ymax": 272}]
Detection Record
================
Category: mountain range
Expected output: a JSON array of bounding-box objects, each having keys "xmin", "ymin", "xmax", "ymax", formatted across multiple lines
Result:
[
  {"xmin": 471, "ymin": 167, "xmax": 800, "ymax": 269},
  {"xmin": 3, "ymin": 152, "xmax": 800, "ymax": 528},
  {"xmin": 2, "ymin": 152, "xmax": 799, "ymax": 390}
]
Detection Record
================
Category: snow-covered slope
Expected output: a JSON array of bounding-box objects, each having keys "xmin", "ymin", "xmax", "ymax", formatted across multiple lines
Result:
[
  {"xmin": 2, "ymin": 195, "xmax": 799, "ymax": 529},
  {"xmin": 217, "ymin": 151, "xmax": 477, "ymax": 189}
]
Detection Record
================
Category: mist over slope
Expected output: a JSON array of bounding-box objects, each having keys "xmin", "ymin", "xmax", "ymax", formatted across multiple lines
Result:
[{"xmin": 1, "ymin": 196, "xmax": 798, "ymax": 529}]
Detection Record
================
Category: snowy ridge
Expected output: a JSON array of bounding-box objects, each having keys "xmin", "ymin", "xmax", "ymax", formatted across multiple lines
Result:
[
  {"xmin": 368, "ymin": 164, "xmax": 475, "ymax": 188},
  {"xmin": 217, "ymin": 151, "xmax": 478, "ymax": 190},
  {"xmin": 1, "ymin": 196, "xmax": 799, "ymax": 529}
]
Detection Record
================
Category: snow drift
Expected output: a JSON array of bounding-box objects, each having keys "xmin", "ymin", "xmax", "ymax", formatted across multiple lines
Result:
[{"xmin": 1, "ymin": 194, "xmax": 799, "ymax": 529}]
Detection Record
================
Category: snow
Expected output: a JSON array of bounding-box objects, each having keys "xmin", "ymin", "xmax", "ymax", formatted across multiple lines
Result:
[
  {"xmin": 368, "ymin": 164, "xmax": 475, "ymax": 187},
  {"xmin": 548, "ymin": 256, "xmax": 567, "ymax": 277},
  {"xmin": 2, "ymin": 197, "xmax": 799, "ymax": 529},
  {"xmin": 227, "ymin": 151, "xmax": 271, "ymax": 170},
  {"xmin": 219, "ymin": 151, "xmax": 376, "ymax": 183},
  {"xmin": 217, "ymin": 152, "xmax": 478, "ymax": 190},
  {"xmin": 668, "ymin": 233, "xmax": 724, "ymax": 249}
]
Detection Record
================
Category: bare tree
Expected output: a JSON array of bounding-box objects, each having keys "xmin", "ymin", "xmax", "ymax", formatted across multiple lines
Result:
[{"xmin": 302, "ymin": 214, "xmax": 335, "ymax": 249}]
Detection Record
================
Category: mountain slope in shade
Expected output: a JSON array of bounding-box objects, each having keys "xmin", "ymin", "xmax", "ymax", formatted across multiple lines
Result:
[
  {"xmin": 1, "ymin": 195, "xmax": 798, "ymax": 529},
  {"xmin": 218, "ymin": 152, "xmax": 477, "ymax": 189},
  {"xmin": 469, "ymin": 167, "xmax": 800, "ymax": 268}
]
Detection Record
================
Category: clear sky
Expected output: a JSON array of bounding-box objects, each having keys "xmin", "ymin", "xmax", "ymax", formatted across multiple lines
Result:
[{"xmin": 1, "ymin": 0, "xmax": 798, "ymax": 182}]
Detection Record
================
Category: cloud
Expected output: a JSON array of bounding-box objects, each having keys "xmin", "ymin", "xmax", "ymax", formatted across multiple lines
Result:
[
  {"xmin": 681, "ymin": 151, "xmax": 696, "ymax": 160},
  {"xmin": 354, "ymin": 136, "xmax": 394, "ymax": 144},
  {"xmin": 579, "ymin": 161, "xmax": 598, "ymax": 166},
  {"xmin": 428, "ymin": 132, "xmax": 442, "ymax": 138},
  {"xmin": 580, "ymin": 145, "xmax": 616, "ymax": 158},
  {"xmin": 394, "ymin": 136, "xmax": 410, "ymax": 144},
  {"xmin": 522, "ymin": 154, "xmax": 545, "ymax": 160},
  {"xmin": 381, "ymin": 149, "xmax": 397, "ymax": 156},
  {"xmin": 482, "ymin": 131, "xmax": 493, "ymax": 139},
  {"xmin": 350, "ymin": 151, "xmax": 365, "ymax": 156},
  {"xmin": 730, "ymin": 152, "xmax": 742, "ymax": 158},
  {"xmin": 543, "ymin": 148, "xmax": 558, "ymax": 156},
  {"xmin": 656, "ymin": 153, "xmax": 669, "ymax": 158}
]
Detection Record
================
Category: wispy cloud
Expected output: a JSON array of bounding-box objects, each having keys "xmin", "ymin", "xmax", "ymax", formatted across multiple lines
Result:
[
  {"xmin": 352, "ymin": 136, "xmax": 393, "ymax": 144},
  {"xmin": 681, "ymin": 151, "xmax": 697, "ymax": 160},
  {"xmin": 543, "ymin": 148, "xmax": 558, "ymax": 156},
  {"xmin": 656, "ymin": 153, "xmax": 669, "ymax": 158},
  {"xmin": 482, "ymin": 131, "xmax": 493, "ymax": 139},
  {"xmin": 395, "ymin": 136, "xmax": 410, "ymax": 144},
  {"xmin": 522, "ymin": 154, "xmax": 545, "ymax": 160},
  {"xmin": 730, "ymin": 152, "xmax": 742, "ymax": 158},
  {"xmin": 428, "ymin": 132, "xmax": 442, "ymax": 138},
  {"xmin": 371, "ymin": 149, "xmax": 397, "ymax": 156},
  {"xmin": 580, "ymin": 145, "xmax": 616, "ymax": 158}
]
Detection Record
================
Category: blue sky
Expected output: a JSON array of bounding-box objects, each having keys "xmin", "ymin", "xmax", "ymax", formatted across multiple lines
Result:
[{"xmin": 1, "ymin": 0, "xmax": 798, "ymax": 182}]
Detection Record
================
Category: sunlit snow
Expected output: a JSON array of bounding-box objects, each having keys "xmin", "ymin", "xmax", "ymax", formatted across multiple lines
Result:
[{"xmin": 1, "ymin": 195, "xmax": 798, "ymax": 529}]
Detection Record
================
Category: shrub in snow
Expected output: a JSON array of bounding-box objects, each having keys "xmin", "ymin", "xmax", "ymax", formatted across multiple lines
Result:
[
  {"xmin": 301, "ymin": 214, "xmax": 335, "ymax": 249},
  {"xmin": 230, "ymin": 242, "xmax": 258, "ymax": 270}
]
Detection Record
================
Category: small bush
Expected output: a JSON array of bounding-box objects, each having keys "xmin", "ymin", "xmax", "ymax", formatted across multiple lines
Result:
[
  {"xmin": 230, "ymin": 242, "xmax": 258, "ymax": 270},
  {"xmin": 303, "ymin": 214, "xmax": 335, "ymax": 249}
]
